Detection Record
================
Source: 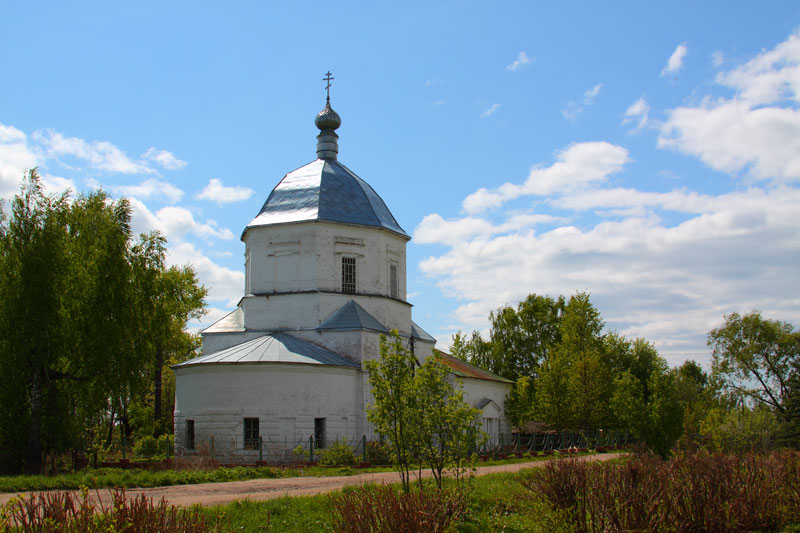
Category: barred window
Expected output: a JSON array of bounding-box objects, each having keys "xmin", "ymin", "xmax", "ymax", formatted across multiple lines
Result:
[
  {"xmin": 244, "ymin": 417, "xmax": 260, "ymax": 450},
  {"xmin": 390, "ymin": 264, "xmax": 398, "ymax": 299},
  {"xmin": 314, "ymin": 418, "xmax": 326, "ymax": 449},
  {"xmin": 342, "ymin": 257, "xmax": 356, "ymax": 294}
]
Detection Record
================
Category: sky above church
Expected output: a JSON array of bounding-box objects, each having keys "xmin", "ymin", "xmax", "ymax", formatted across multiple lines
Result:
[{"xmin": 2, "ymin": 2, "xmax": 799, "ymax": 368}]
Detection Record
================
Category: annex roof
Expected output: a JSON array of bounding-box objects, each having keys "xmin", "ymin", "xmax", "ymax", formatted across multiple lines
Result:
[
  {"xmin": 317, "ymin": 300, "xmax": 389, "ymax": 333},
  {"xmin": 245, "ymin": 159, "xmax": 408, "ymax": 238},
  {"xmin": 436, "ymin": 352, "xmax": 514, "ymax": 384},
  {"xmin": 174, "ymin": 332, "xmax": 359, "ymax": 368}
]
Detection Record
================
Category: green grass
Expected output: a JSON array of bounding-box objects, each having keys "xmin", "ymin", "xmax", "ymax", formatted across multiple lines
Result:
[
  {"xmin": 0, "ymin": 453, "xmax": 582, "ymax": 493},
  {"xmin": 205, "ymin": 467, "xmax": 568, "ymax": 532}
]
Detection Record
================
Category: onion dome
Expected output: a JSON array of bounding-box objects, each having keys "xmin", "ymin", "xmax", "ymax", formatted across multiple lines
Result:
[
  {"xmin": 315, "ymin": 99, "xmax": 341, "ymax": 160},
  {"xmin": 315, "ymin": 100, "xmax": 341, "ymax": 131}
]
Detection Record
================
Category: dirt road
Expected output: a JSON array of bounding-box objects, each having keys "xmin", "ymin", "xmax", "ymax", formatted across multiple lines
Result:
[{"xmin": 0, "ymin": 453, "xmax": 622, "ymax": 508}]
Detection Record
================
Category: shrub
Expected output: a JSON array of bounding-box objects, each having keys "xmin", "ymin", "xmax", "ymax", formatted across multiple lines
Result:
[
  {"xmin": 330, "ymin": 485, "xmax": 467, "ymax": 533},
  {"xmin": 157, "ymin": 434, "xmax": 173, "ymax": 457},
  {"xmin": 0, "ymin": 488, "xmax": 225, "ymax": 532},
  {"xmin": 521, "ymin": 451, "xmax": 800, "ymax": 532},
  {"xmin": 364, "ymin": 440, "xmax": 391, "ymax": 464},
  {"xmin": 319, "ymin": 439, "xmax": 358, "ymax": 466},
  {"xmin": 134, "ymin": 436, "xmax": 159, "ymax": 459}
]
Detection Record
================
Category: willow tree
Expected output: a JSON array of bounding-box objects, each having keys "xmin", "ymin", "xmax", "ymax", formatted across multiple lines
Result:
[{"xmin": 0, "ymin": 170, "xmax": 205, "ymax": 473}]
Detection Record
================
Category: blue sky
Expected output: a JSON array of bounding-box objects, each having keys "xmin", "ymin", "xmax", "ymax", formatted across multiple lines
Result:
[{"xmin": 2, "ymin": 2, "xmax": 799, "ymax": 367}]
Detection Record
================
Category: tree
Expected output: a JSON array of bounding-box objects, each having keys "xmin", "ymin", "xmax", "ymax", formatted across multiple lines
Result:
[
  {"xmin": 644, "ymin": 369, "xmax": 684, "ymax": 457},
  {"xmin": 365, "ymin": 332, "xmax": 420, "ymax": 492},
  {"xmin": 452, "ymin": 294, "xmax": 564, "ymax": 381},
  {"xmin": 0, "ymin": 170, "xmax": 206, "ymax": 473},
  {"xmin": 556, "ymin": 293, "xmax": 612, "ymax": 430},
  {"xmin": 504, "ymin": 376, "xmax": 535, "ymax": 433},
  {"xmin": 709, "ymin": 312, "xmax": 799, "ymax": 413},
  {"xmin": 415, "ymin": 354, "xmax": 483, "ymax": 488},
  {"xmin": 780, "ymin": 360, "xmax": 800, "ymax": 447},
  {"xmin": 534, "ymin": 351, "xmax": 572, "ymax": 432},
  {"xmin": 366, "ymin": 331, "xmax": 482, "ymax": 492},
  {"xmin": 610, "ymin": 371, "xmax": 647, "ymax": 438},
  {"xmin": 487, "ymin": 294, "xmax": 565, "ymax": 380},
  {"xmin": 0, "ymin": 171, "xmax": 140, "ymax": 472}
]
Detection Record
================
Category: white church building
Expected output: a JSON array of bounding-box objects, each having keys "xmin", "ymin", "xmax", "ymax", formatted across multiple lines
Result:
[{"xmin": 173, "ymin": 89, "xmax": 512, "ymax": 462}]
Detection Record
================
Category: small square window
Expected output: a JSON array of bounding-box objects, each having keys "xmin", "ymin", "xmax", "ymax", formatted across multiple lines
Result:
[
  {"xmin": 342, "ymin": 257, "xmax": 356, "ymax": 294},
  {"xmin": 186, "ymin": 420, "xmax": 195, "ymax": 450},
  {"xmin": 244, "ymin": 418, "xmax": 260, "ymax": 450}
]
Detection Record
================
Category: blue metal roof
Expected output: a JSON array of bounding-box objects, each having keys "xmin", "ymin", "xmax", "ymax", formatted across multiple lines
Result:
[
  {"xmin": 317, "ymin": 300, "xmax": 389, "ymax": 333},
  {"xmin": 201, "ymin": 308, "xmax": 244, "ymax": 334},
  {"xmin": 174, "ymin": 332, "xmax": 359, "ymax": 368},
  {"xmin": 411, "ymin": 321, "xmax": 436, "ymax": 342},
  {"xmin": 246, "ymin": 159, "xmax": 408, "ymax": 238}
]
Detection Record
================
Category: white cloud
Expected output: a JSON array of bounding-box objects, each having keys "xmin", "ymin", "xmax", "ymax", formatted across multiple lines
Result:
[
  {"xmin": 659, "ymin": 32, "xmax": 800, "ymax": 182},
  {"xmin": 662, "ymin": 42, "xmax": 688, "ymax": 76},
  {"xmin": 584, "ymin": 83, "xmax": 603, "ymax": 104},
  {"xmin": 168, "ymin": 242, "xmax": 244, "ymax": 307},
  {"xmin": 506, "ymin": 51, "xmax": 531, "ymax": 71},
  {"xmin": 196, "ymin": 178, "xmax": 254, "ymax": 204},
  {"xmin": 462, "ymin": 142, "xmax": 630, "ymax": 214},
  {"xmin": 429, "ymin": 100, "xmax": 446, "ymax": 107},
  {"xmin": 129, "ymin": 199, "xmax": 234, "ymax": 242},
  {"xmin": 716, "ymin": 31, "xmax": 800, "ymax": 106},
  {"xmin": 562, "ymin": 84, "xmax": 603, "ymax": 122},
  {"xmin": 480, "ymin": 103, "xmax": 501, "ymax": 118},
  {"xmin": 414, "ymin": 212, "xmax": 557, "ymax": 246},
  {"xmin": 418, "ymin": 33, "xmax": 800, "ymax": 366},
  {"xmin": 419, "ymin": 183, "xmax": 800, "ymax": 366},
  {"xmin": 0, "ymin": 123, "xmax": 37, "ymax": 198},
  {"xmin": 711, "ymin": 50, "xmax": 724, "ymax": 68},
  {"xmin": 40, "ymin": 173, "xmax": 76, "ymax": 196},
  {"xmin": 142, "ymin": 147, "xmax": 187, "ymax": 170},
  {"xmin": 33, "ymin": 129, "xmax": 154, "ymax": 175},
  {"xmin": 111, "ymin": 178, "xmax": 184, "ymax": 204},
  {"xmin": 623, "ymin": 97, "xmax": 651, "ymax": 132}
]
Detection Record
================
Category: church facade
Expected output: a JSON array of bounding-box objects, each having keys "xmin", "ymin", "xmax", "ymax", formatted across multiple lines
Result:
[{"xmin": 173, "ymin": 93, "xmax": 511, "ymax": 462}]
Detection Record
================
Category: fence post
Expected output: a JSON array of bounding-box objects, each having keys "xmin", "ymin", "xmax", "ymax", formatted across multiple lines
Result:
[
  {"xmin": 362, "ymin": 435, "xmax": 367, "ymax": 461},
  {"xmin": 121, "ymin": 427, "xmax": 127, "ymax": 461},
  {"xmin": 309, "ymin": 435, "xmax": 314, "ymax": 463},
  {"xmin": 500, "ymin": 432, "xmax": 504, "ymax": 453},
  {"xmin": 259, "ymin": 436, "xmax": 263, "ymax": 462}
]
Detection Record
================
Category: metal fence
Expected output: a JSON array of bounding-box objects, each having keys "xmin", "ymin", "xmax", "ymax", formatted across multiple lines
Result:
[
  {"xmin": 173, "ymin": 433, "xmax": 373, "ymax": 466},
  {"xmin": 480, "ymin": 430, "xmax": 632, "ymax": 455}
]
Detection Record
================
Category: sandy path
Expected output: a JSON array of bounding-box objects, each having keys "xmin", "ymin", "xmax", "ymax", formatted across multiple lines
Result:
[{"xmin": 0, "ymin": 453, "xmax": 623, "ymax": 508}]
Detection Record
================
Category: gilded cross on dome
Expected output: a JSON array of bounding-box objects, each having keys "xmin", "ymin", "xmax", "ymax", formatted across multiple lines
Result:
[{"xmin": 323, "ymin": 71, "xmax": 334, "ymax": 101}]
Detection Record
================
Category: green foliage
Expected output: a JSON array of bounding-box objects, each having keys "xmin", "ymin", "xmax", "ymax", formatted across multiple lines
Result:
[
  {"xmin": 709, "ymin": 311, "xmax": 799, "ymax": 412},
  {"xmin": 319, "ymin": 439, "xmax": 358, "ymax": 466},
  {"xmin": 364, "ymin": 331, "xmax": 418, "ymax": 492},
  {"xmin": 534, "ymin": 351, "xmax": 572, "ymax": 431},
  {"xmin": 611, "ymin": 371, "xmax": 647, "ymax": 438},
  {"xmin": 700, "ymin": 405, "xmax": 780, "ymax": 454},
  {"xmin": 363, "ymin": 440, "xmax": 391, "ymax": 464},
  {"xmin": 644, "ymin": 369, "xmax": 684, "ymax": 457},
  {"xmin": 366, "ymin": 332, "xmax": 483, "ymax": 491},
  {"xmin": 134, "ymin": 436, "xmax": 159, "ymax": 459},
  {"xmin": 504, "ymin": 376, "xmax": 535, "ymax": 432},
  {"xmin": 0, "ymin": 170, "xmax": 206, "ymax": 474}
]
